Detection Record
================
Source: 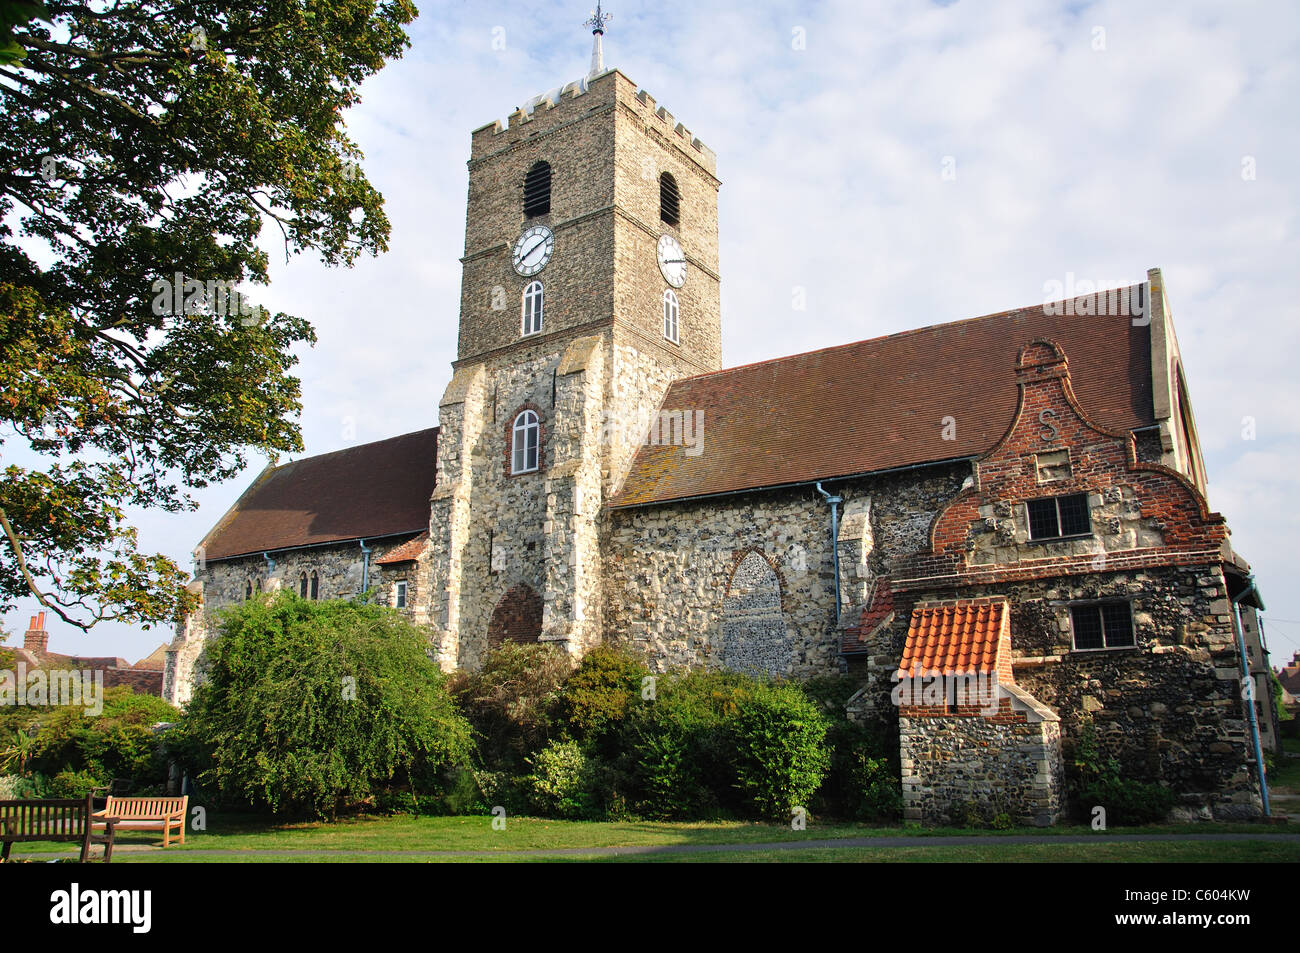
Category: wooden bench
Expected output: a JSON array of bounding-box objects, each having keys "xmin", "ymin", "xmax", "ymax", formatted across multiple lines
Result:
[
  {"xmin": 0, "ymin": 795, "xmax": 119, "ymax": 863},
  {"xmin": 94, "ymin": 795, "xmax": 188, "ymax": 847}
]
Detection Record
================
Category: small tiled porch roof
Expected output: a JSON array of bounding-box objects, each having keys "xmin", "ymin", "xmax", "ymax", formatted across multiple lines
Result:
[{"xmin": 897, "ymin": 597, "xmax": 1011, "ymax": 678}]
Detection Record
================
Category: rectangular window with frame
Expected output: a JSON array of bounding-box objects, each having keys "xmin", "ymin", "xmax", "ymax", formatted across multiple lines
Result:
[
  {"xmin": 1027, "ymin": 492, "xmax": 1091, "ymax": 540},
  {"xmin": 394, "ymin": 581, "xmax": 408, "ymax": 610},
  {"xmin": 1070, "ymin": 601, "xmax": 1134, "ymax": 650}
]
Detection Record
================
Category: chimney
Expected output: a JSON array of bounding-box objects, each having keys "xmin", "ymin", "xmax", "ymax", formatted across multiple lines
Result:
[{"xmin": 23, "ymin": 611, "xmax": 48, "ymax": 654}]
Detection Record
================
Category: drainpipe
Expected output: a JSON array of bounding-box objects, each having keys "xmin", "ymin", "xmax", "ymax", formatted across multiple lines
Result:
[
  {"xmin": 359, "ymin": 539, "xmax": 372, "ymax": 599},
  {"xmin": 1230, "ymin": 576, "xmax": 1270, "ymax": 817},
  {"xmin": 815, "ymin": 482, "xmax": 842, "ymax": 625}
]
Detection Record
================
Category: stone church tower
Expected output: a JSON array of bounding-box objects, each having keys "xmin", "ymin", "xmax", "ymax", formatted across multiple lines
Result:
[{"xmin": 427, "ymin": 47, "xmax": 721, "ymax": 669}]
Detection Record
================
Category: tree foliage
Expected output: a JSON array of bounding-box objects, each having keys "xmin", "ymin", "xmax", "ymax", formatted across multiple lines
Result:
[
  {"xmin": 0, "ymin": 0, "xmax": 416, "ymax": 628},
  {"xmin": 172, "ymin": 592, "xmax": 473, "ymax": 818}
]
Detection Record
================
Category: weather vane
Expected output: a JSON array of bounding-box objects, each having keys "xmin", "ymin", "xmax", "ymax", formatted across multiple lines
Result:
[{"xmin": 585, "ymin": 3, "xmax": 612, "ymax": 35}]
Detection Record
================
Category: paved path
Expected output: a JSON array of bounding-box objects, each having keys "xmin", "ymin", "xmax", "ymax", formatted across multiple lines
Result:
[{"xmin": 13, "ymin": 831, "xmax": 1300, "ymax": 861}]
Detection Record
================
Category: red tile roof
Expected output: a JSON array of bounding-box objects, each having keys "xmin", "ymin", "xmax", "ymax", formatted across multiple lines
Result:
[
  {"xmin": 897, "ymin": 598, "xmax": 1009, "ymax": 677},
  {"xmin": 841, "ymin": 578, "xmax": 894, "ymax": 655},
  {"xmin": 202, "ymin": 428, "xmax": 438, "ymax": 561},
  {"xmin": 610, "ymin": 290, "xmax": 1154, "ymax": 507},
  {"xmin": 374, "ymin": 531, "xmax": 429, "ymax": 565}
]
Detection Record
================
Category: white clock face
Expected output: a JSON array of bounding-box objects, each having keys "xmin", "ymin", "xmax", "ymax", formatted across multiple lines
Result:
[
  {"xmin": 512, "ymin": 225, "xmax": 554, "ymax": 276},
  {"xmin": 657, "ymin": 234, "xmax": 687, "ymax": 288}
]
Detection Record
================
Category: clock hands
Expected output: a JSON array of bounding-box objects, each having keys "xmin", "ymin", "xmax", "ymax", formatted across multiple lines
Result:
[{"xmin": 519, "ymin": 237, "xmax": 548, "ymax": 262}]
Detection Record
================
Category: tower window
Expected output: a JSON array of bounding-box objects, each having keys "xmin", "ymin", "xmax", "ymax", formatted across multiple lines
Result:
[
  {"xmin": 512, "ymin": 410, "xmax": 540, "ymax": 474},
  {"xmin": 523, "ymin": 160, "xmax": 551, "ymax": 218},
  {"xmin": 663, "ymin": 288, "xmax": 679, "ymax": 343},
  {"xmin": 660, "ymin": 172, "xmax": 680, "ymax": 226},
  {"xmin": 522, "ymin": 281, "xmax": 544, "ymax": 336},
  {"xmin": 310, "ymin": 571, "xmax": 319, "ymax": 600}
]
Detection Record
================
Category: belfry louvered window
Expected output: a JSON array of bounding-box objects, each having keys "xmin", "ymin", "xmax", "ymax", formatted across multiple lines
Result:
[
  {"xmin": 523, "ymin": 161, "xmax": 551, "ymax": 217},
  {"xmin": 660, "ymin": 172, "xmax": 680, "ymax": 226}
]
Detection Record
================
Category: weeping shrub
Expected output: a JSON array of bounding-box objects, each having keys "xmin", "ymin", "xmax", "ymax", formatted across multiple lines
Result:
[{"xmin": 172, "ymin": 592, "xmax": 472, "ymax": 818}]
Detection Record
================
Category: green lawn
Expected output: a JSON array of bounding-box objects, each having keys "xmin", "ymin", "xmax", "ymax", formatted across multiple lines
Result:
[{"xmin": 9, "ymin": 812, "xmax": 1298, "ymax": 862}]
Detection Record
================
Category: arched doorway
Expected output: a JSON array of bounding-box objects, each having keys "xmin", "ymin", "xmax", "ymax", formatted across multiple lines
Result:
[
  {"xmin": 720, "ymin": 551, "xmax": 791, "ymax": 677},
  {"xmin": 488, "ymin": 583, "xmax": 543, "ymax": 648}
]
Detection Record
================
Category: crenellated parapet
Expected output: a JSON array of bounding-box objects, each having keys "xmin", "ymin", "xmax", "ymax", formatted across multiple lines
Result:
[{"xmin": 470, "ymin": 70, "xmax": 715, "ymax": 175}]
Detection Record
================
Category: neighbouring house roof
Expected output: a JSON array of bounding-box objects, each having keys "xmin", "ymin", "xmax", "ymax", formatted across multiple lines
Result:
[
  {"xmin": 374, "ymin": 531, "xmax": 429, "ymax": 566},
  {"xmin": 841, "ymin": 578, "xmax": 894, "ymax": 656},
  {"xmin": 897, "ymin": 598, "xmax": 1010, "ymax": 677},
  {"xmin": 201, "ymin": 428, "xmax": 439, "ymax": 561},
  {"xmin": 610, "ymin": 289, "xmax": 1155, "ymax": 508},
  {"xmin": 132, "ymin": 644, "xmax": 170, "ymax": 671}
]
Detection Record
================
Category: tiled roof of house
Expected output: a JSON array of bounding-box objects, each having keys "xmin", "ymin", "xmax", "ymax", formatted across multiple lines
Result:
[
  {"xmin": 202, "ymin": 428, "xmax": 438, "ymax": 561},
  {"xmin": 610, "ymin": 290, "xmax": 1154, "ymax": 507},
  {"xmin": 841, "ymin": 578, "xmax": 894, "ymax": 656},
  {"xmin": 132, "ymin": 644, "xmax": 170, "ymax": 671},
  {"xmin": 374, "ymin": 531, "xmax": 429, "ymax": 565},
  {"xmin": 897, "ymin": 598, "xmax": 1009, "ymax": 677}
]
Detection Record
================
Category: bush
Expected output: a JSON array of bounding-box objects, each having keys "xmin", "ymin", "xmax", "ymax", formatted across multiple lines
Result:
[
  {"xmin": 0, "ymin": 686, "xmax": 177, "ymax": 795},
  {"xmin": 524, "ymin": 740, "xmax": 598, "ymax": 819},
  {"xmin": 172, "ymin": 592, "xmax": 473, "ymax": 817},
  {"xmin": 848, "ymin": 752, "xmax": 903, "ymax": 821},
  {"xmin": 559, "ymin": 645, "xmax": 650, "ymax": 744},
  {"xmin": 731, "ymin": 682, "xmax": 831, "ymax": 820},
  {"xmin": 622, "ymin": 669, "xmax": 750, "ymax": 819},
  {"xmin": 449, "ymin": 643, "xmax": 572, "ymax": 772},
  {"xmin": 802, "ymin": 674, "xmax": 900, "ymax": 820},
  {"xmin": 1079, "ymin": 778, "xmax": 1175, "ymax": 826},
  {"xmin": 46, "ymin": 769, "xmax": 105, "ymax": 799}
]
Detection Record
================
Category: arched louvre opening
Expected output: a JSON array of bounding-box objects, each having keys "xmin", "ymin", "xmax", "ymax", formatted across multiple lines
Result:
[
  {"xmin": 523, "ymin": 161, "xmax": 552, "ymax": 218},
  {"xmin": 660, "ymin": 172, "xmax": 680, "ymax": 226}
]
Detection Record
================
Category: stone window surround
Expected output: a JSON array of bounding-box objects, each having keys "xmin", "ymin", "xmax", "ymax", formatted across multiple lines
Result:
[
  {"xmin": 1022, "ymin": 492, "xmax": 1092, "ymax": 544},
  {"xmin": 504, "ymin": 402, "xmax": 546, "ymax": 478}
]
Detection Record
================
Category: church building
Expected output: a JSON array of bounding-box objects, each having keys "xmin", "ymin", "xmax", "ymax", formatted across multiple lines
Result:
[{"xmin": 164, "ymin": 18, "xmax": 1271, "ymax": 824}]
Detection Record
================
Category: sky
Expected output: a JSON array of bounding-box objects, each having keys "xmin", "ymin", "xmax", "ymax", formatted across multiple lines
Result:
[{"xmin": 5, "ymin": 0, "xmax": 1299, "ymax": 665}]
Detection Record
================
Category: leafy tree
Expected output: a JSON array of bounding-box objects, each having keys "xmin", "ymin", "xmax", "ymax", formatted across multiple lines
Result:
[
  {"xmin": 0, "ymin": 0, "xmax": 416, "ymax": 629},
  {"xmin": 172, "ymin": 592, "xmax": 473, "ymax": 817},
  {"xmin": 0, "ymin": 685, "xmax": 179, "ymax": 789}
]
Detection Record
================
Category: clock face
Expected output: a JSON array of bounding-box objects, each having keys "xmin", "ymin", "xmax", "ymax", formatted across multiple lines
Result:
[
  {"xmin": 657, "ymin": 234, "xmax": 687, "ymax": 288},
  {"xmin": 512, "ymin": 225, "xmax": 554, "ymax": 276}
]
